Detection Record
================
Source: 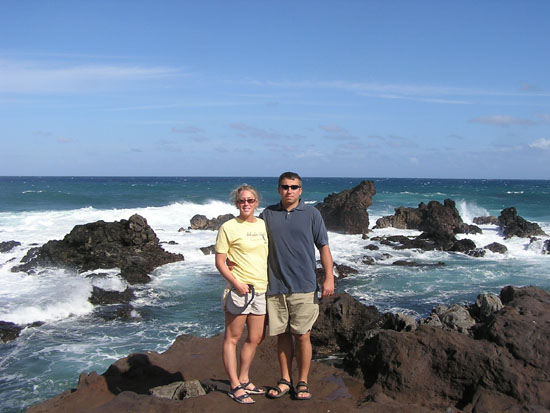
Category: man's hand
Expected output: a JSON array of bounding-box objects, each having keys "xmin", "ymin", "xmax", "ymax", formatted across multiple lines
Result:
[
  {"xmin": 232, "ymin": 281, "xmax": 250, "ymax": 295},
  {"xmin": 321, "ymin": 276, "xmax": 334, "ymax": 297},
  {"xmin": 226, "ymin": 258, "xmax": 236, "ymax": 271}
]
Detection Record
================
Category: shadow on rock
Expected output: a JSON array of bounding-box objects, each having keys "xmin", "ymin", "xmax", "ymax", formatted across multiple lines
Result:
[{"xmin": 103, "ymin": 353, "xmax": 184, "ymax": 395}]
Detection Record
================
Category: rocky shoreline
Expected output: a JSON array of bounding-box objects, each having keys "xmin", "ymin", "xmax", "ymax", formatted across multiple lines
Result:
[
  {"xmin": 2, "ymin": 180, "xmax": 549, "ymax": 411},
  {"xmin": 27, "ymin": 285, "xmax": 550, "ymax": 412}
]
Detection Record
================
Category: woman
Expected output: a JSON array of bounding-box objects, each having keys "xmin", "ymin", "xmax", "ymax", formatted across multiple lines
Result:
[{"xmin": 215, "ymin": 184, "xmax": 268, "ymax": 404}]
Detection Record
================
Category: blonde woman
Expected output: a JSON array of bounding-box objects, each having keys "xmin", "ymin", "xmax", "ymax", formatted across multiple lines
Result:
[{"xmin": 215, "ymin": 184, "xmax": 268, "ymax": 404}]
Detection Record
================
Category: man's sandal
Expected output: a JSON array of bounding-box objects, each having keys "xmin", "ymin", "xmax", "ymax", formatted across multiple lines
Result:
[
  {"xmin": 266, "ymin": 378, "xmax": 293, "ymax": 399},
  {"xmin": 294, "ymin": 381, "xmax": 312, "ymax": 400},
  {"xmin": 228, "ymin": 384, "xmax": 255, "ymax": 404},
  {"xmin": 241, "ymin": 381, "xmax": 266, "ymax": 395}
]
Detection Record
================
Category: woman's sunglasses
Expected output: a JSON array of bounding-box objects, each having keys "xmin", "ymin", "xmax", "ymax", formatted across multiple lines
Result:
[{"xmin": 238, "ymin": 198, "xmax": 256, "ymax": 205}]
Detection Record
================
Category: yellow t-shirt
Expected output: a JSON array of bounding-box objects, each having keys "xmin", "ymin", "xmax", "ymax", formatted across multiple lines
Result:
[{"xmin": 215, "ymin": 217, "xmax": 269, "ymax": 294}]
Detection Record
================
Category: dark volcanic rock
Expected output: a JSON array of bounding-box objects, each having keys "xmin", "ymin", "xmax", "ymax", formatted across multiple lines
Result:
[
  {"xmin": 448, "ymin": 238, "xmax": 476, "ymax": 253},
  {"xmin": 344, "ymin": 286, "xmax": 550, "ymax": 411},
  {"xmin": 29, "ymin": 334, "xmax": 365, "ymax": 413},
  {"xmin": 190, "ymin": 214, "xmax": 234, "ymax": 231},
  {"xmin": 94, "ymin": 304, "xmax": 135, "ymax": 321},
  {"xmin": 311, "ymin": 293, "xmax": 384, "ymax": 356},
  {"xmin": 12, "ymin": 215, "xmax": 183, "ymax": 284},
  {"xmin": 392, "ymin": 260, "xmax": 445, "ymax": 267},
  {"xmin": 199, "ymin": 245, "xmax": 216, "ymax": 255},
  {"xmin": 484, "ymin": 242, "xmax": 508, "ymax": 254},
  {"xmin": 375, "ymin": 199, "xmax": 482, "ymax": 251},
  {"xmin": 374, "ymin": 206, "xmax": 422, "ymax": 230},
  {"xmin": 473, "ymin": 215, "xmax": 498, "ymax": 225},
  {"xmin": 544, "ymin": 240, "xmax": 550, "ymax": 255},
  {"xmin": 380, "ymin": 234, "xmax": 438, "ymax": 251},
  {"xmin": 0, "ymin": 321, "xmax": 22, "ymax": 343},
  {"xmin": 467, "ymin": 248, "xmax": 486, "ymax": 257},
  {"xmin": 89, "ymin": 287, "xmax": 135, "ymax": 305},
  {"xmin": 27, "ymin": 286, "xmax": 550, "ymax": 413},
  {"xmin": 334, "ymin": 263, "xmax": 359, "ymax": 278},
  {"xmin": 0, "ymin": 240, "xmax": 21, "ymax": 253},
  {"xmin": 315, "ymin": 180, "xmax": 376, "ymax": 234},
  {"xmin": 498, "ymin": 207, "xmax": 547, "ymax": 239},
  {"xmin": 361, "ymin": 256, "xmax": 376, "ymax": 265}
]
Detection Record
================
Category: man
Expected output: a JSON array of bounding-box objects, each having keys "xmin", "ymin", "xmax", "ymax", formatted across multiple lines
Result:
[{"xmin": 260, "ymin": 171, "xmax": 334, "ymax": 401}]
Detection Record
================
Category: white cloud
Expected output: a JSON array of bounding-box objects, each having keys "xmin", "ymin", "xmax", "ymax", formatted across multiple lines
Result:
[
  {"xmin": 470, "ymin": 115, "xmax": 534, "ymax": 126},
  {"xmin": 529, "ymin": 138, "xmax": 550, "ymax": 150},
  {"xmin": 0, "ymin": 58, "xmax": 183, "ymax": 94},
  {"xmin": 320, "ymin": 124, "xmax": 345, "ymax": 133},
  {"xmin": 229, "ymin": 123, "xmax": 281, "ymax": 140},
  {"xmin": 172, "ymin": 126, "xmax": 203, "ymax": 134}
]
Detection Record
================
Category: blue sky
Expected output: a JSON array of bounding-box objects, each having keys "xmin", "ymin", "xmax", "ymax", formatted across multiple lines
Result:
[{"xmin": 1, "ymin": 1, "xmax": 549, "ymax": 178}]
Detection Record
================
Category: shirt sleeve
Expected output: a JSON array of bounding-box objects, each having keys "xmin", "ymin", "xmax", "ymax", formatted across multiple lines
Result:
[
  {"xmin": 215, "ymin": 224, "xmax": 230, "ymax": 254},
  {"xmin": 312, "ymin": 208, "xmax": 329, "ymax": 249}
]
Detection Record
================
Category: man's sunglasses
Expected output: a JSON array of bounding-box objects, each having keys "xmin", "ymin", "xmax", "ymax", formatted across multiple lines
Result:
[
  {"xmin": 279, "ymin": 185, "xmax": 301, "ymax": 190},
  {"xmin": 238, "ymin": 198, "xmax": 256, "ymax": 205}
]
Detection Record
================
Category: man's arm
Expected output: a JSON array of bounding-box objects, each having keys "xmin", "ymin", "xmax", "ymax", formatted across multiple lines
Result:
[
  {"xmin": 215, "ymin": 253, "xmax": 249, "ymax": 295},
  {"xmin": 319, "ymin": 245, "xmax": 334, "ymax": 297}
]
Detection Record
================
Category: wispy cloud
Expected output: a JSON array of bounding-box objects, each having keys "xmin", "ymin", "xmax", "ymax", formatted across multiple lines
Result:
[
  {"xmin": 229, "ymin": 122, "xmax": 284, "ymax": 140},
  {"xmin": 156, "ymin": 139, "xmax": 183, "ymax": 152},
  {"xmin": 529, "ymin": 138, "xmax": 550, "ymax": 150},
  {"xmin": 56, "ymin": 136, "xmax": 72, "ymax": 143},
  {"xmin": 0, "ymin": 58, "xmax": 184, "ymax": 94},
  {"xmin": 470, "ymin": 115, "xmax": 535, "ymax": 126},
  {"xmin": 320, "ymin": 124, "xmax": 358, "ymax": 141},
  {"xmin": 172, "ymin": 126, "xmax": 204, "ymax": 134},
  {"xmin": 247, "ymin": 79, "xmax": 550, "ymax": 104}
]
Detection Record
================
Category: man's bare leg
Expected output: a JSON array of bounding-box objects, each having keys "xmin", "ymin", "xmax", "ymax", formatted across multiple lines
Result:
[
  {"xmin": 294, "ymin": 331, "xmax": 313, "ymax": 399},
  {"xmin": 267, "ymin": 331, "xmax": 293, "ymax": 397}
]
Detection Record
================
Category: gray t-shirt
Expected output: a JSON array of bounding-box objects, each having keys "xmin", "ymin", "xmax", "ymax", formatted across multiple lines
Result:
[{"xmin": 260, "ymin": 199, "xmax": 329, "ymax": 295}]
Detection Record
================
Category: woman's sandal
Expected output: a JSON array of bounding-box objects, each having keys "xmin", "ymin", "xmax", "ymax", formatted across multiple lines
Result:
[
  {"xmin": 294, "ymin": 381, "xmax": 312, "ymax": 400},
  {"xmin": 228, "ymin": 384, "xmax": 255, "ymax": 404},
  {"xmin": 241, "ymin": 381, "xmax": 266, "ymax": 395},
  {"xmin": 266, "ymin": 378, "xmax": 293, "ymax": 399}
]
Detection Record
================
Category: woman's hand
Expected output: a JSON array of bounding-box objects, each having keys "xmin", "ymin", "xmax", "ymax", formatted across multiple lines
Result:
[{"xmin": 232, "ymin": 281, "xmax": 250, "ymax": 296}]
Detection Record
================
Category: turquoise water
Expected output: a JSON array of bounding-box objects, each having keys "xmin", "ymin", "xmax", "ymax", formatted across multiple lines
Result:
[{"xmin": 1, "ymin": 176, "xmax": 549, "ymax": 412}]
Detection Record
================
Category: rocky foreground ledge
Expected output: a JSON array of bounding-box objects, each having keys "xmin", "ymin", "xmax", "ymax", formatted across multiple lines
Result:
[{"xmin": 28, "ymin": 285, "xmax": 550, "ymax": 412}]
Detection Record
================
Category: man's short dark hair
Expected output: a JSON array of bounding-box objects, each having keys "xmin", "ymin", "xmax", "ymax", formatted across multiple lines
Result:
[{"xmin": 278, "ymin": 171, "xmax": 302, "ymax": 186}]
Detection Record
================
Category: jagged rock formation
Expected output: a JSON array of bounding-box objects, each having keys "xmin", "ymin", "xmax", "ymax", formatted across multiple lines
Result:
[
  {"xmin": 498, "ymin": 207, "xmax": 547, "ymax": 239},
  {"xmin": 473, "ymin": 215, "xmax": 498, "ymax": 225},
  {"xmin": 12, "ymin": 214, "xmax": 183, "ymax": 284},
  {"xmin": 189, "ymin": 214, "xmax": 234, "ymax": 231},
  {"xmin": 0, "ymin": 240, "xmax": 21, "ymax": 253},
  {"xmin": 375, "ymin": 199, "xmax": 481, "ymax": 249},
  {"xmin": 0, "ymin": 321, "xmax": 22, "ymax": 343},
  {"xmin": 315, "ymin": 180, "xmax": 376, "ymax": 234}
]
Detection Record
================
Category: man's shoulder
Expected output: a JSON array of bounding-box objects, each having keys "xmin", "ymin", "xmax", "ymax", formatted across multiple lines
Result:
[
  {"xmin": 299, "ymin": 202, "xmax": 322, "ymax": 216},
  {"xmin": 262, "ymin": 203, "xmax": 282, "ymax": 214}
]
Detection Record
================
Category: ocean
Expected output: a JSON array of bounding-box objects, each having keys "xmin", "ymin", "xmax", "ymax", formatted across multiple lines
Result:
[{"xmin": 1, "ymin": 176, "xmax": 549, "ymax": 412}]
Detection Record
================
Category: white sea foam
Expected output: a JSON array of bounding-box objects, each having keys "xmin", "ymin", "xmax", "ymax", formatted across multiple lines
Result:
[
  {"xmin": 456, "ymin": 200, "xmax": 490, "ymax": 224},
  {"xmin": 1, "ymin": 198, "xmax": 549, "ymax": 329},
  {"xmin": 0, "ymin": 269, "xmax": 94, "ymax": 324}
]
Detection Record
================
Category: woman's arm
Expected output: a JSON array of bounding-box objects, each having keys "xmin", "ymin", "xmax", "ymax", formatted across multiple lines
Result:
[{"xmin": 215, "ymin": 252, "xmax": 250, "ymax": 295}]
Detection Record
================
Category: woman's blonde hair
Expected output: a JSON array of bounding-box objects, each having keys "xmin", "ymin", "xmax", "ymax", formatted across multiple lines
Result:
[{"xmin": 229, "ymin": 184, "xmax": 260, "ymax": 208}]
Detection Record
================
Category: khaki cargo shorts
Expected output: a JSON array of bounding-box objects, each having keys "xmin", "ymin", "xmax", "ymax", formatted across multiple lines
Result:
[{"xmin": 266, "ymin": 292, "xmax": 319, "ymax": 336}]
